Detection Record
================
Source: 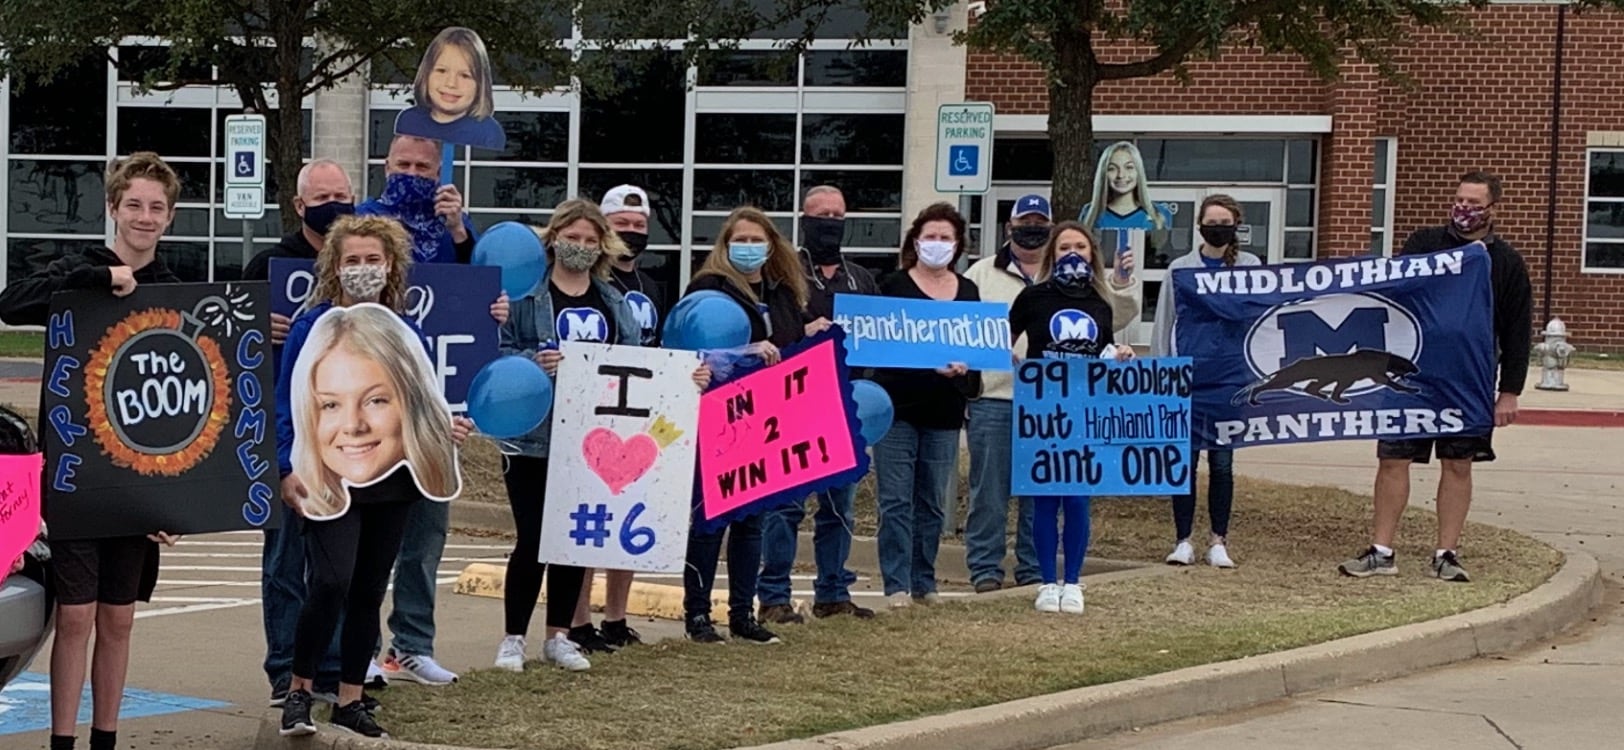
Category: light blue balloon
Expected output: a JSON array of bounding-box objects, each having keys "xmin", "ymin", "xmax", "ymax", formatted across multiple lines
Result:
[
  {"xmin": 850, "ymin": 380, "xmax": 894, "ymax": 446},
  {"xmin": 472, "ymin": 222, "xmax": 546, "ymax": 299},
  {"xmin": 467, "ymin": 356, "xmax": 553, "ymax": 439},
  {"xmin": 663, "ymin": 290, "xmax": 752, "ymax": 351}
]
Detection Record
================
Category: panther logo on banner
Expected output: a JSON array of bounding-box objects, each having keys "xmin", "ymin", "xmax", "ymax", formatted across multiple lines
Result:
[{"xmin": 1172, "ymin": 244, "xmax": 1496, "ymax": 450}]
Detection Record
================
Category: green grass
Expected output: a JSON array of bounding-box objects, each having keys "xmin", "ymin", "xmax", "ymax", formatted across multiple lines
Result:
[
  {"xmin": 0, "ymin": 331, "xmax": 43, "ymax": 358},
  {"xmin": 386, "ymin": 462, "xmax": 1562, "ymax": 750},
  {"xmin": 1567, "ymin": 352, "xmax": 1624, "ymax": 371}
]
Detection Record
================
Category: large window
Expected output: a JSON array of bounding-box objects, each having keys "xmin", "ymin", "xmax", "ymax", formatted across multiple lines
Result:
[
  {"xmin": 1584, "ymin": 149, "xmax": 1624, "ymax": 272},
  {"xmin": 1370, "ymin": 137, "xmax": 1398, "ymax": 257}
]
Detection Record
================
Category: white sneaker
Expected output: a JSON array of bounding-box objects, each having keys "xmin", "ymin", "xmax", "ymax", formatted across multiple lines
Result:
[
  {"xmin": 1208, "ymin": 543, "xmax": 1236, "ymax": 569},
  {"xmin": 543, "ymin": 633, "xmax": 591, "ymax": 672},
  {"xmin": 382, "ymin": 652, "xmax": 458, "ymax": 686},
  {"xmin": 1060, "ymin": 583, "xmax": 1085, "ymax": 614},
  {"xmin": 887, "ymin": 592, "xmax": 912, "ymax": 610},
  {"xmin": 1166, "ymin": 539, "xmax": 1195, "ymax": 566},
  {"xmin": 1034, "ymin": 584, "xmax": 1061, "ymax": 613},
  {"xmin": 364, "ymin": 661, "xmax": 388, "ymax": 689},
  {"xmin": 494, "ymin": 635, "xmax": 527, "ymax": 672}
]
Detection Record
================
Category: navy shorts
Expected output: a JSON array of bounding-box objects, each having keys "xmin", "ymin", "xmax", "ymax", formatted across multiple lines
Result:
[{"xmin": 1376, "ymin": 433, "xmax": 1495, "ymax": 464}]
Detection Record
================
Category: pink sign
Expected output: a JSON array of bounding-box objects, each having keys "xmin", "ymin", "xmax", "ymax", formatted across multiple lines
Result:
[
  {"xmin": 0, "ymin": 453, "xmax": 44, "ymax": 572},
  {"xmin": 699, "ymin": 339, "xmax": 859, "ymax": 520}
]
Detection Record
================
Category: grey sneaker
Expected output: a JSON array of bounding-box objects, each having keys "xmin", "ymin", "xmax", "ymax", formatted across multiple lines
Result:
[
  {"xmin": 1338, "ymin": 546, "xmax": 1397, "ymax": 578},
  {"xmin": 1431, "ymin": 551, "xmax": 1470, "ymax": 582}
]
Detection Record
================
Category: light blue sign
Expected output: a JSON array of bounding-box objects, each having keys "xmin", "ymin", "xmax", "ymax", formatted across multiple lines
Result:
[
  {"xmin": 948, "ymin": 145, "xmax": 979, "ymax": 176},
  {"xmin": 833, "ymin": 294, "xmax": 1012, "ymax": 372},
  {"xmin": 1011, "ymin": 357, "xmax": 1194, "ymax": 496},
  {"xmin": 0, "ymin": 673, "xmax": 229, "ymax": 735}
]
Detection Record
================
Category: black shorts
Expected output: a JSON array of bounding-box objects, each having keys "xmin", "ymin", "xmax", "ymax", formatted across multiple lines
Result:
[
  {"xmin": 51, "ymin": 536, "xmax": 154, "ymax": 606},
  {"xmin": 1376, "ymin": 433, "xmax": 1496, "ymax": 464}
]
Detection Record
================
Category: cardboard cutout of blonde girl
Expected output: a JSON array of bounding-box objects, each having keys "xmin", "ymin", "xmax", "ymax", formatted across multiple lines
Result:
[
  {"xmin": 1079, "ymin": 141, "xmax": 1174, "ymax": 232},
  {"xmin": 393, "ymin": 26, "xmax": 506, "ymax": 152},
  {"xmin": 288, "ymin": 303, "xmax": 463, "ymax": 520}
]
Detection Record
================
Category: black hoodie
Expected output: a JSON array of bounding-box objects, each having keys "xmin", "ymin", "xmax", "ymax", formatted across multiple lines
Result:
[
  {"xmin": 684, "ymin": 272, "xmax": 808, "ymax": 349},
  {"xmin": 0, "ymin": 246, "xmax": 179, "ymax": 326}
]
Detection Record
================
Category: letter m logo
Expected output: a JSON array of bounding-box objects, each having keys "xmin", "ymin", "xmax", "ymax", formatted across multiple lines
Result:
[{"xmin": 1275, "ymin": 308, "xmax": 1388, "ymax": 369}]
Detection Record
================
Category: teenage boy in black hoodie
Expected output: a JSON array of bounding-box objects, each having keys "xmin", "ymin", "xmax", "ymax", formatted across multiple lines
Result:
[{"xmin": 0, "ymin": 151, "xmax": 184, "ymax": 750}]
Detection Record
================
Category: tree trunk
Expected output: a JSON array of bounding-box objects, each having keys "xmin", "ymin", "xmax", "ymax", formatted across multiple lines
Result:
[
  {"xmin": 1047, "ymin": 25, "xmax": 1098, "ymax": 223},
  {"xmin": 272, "ymin": 5, "xmax": 307, "ymax": 233}
]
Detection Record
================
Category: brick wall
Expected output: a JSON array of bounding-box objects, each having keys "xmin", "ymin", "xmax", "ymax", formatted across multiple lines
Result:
[{"xmin": 966, "ymin": 5, "xmax": 1624, "ymax": 351}]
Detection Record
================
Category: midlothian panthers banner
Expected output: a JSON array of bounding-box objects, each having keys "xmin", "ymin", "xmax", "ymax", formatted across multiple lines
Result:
[{"xmin": 1172, "ymin": 243, "xmax": 1496, "ymax": 450}]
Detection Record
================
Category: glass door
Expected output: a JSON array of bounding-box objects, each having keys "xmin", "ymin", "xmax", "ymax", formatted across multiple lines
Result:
[{"xmin": 1133, "ymin": 187, "xmax": 1284, "ymax": 347}]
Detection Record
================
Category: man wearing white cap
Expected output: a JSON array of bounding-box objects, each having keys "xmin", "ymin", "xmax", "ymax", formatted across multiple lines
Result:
[{"xmin": 564, "ymin": 184, "xmax": 665, "ymax": 654}]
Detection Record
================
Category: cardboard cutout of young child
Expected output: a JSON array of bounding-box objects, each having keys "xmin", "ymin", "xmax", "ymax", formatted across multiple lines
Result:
[
  {"xmin": 287, "ymin": 303, "xmax": 463, "ymax": 521},
  {"xmin": 393, "ymin": 26, "xmax": 507, "ymax": 152}
]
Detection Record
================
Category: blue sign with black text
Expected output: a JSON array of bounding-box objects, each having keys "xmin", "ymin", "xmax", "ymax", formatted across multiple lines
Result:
[
  {"xmin": 1011, "ymin": 357, "xmax": 1194, "ymax": 496},
  {"xmin": 270, "ymin": 259, "xmax": 501, "ymax": 414},
  {"xmin": 1172, "ymin": 244, "xmax": 1495, "ymax": 450},
  {"xmin": 833, "ymin": 294, "xmax": 1012, "ymax": 371}
]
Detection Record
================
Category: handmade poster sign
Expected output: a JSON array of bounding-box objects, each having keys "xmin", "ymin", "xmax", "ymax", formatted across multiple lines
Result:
[
  {"xmin": 832, "ymin": 294, "xmax": 1012, "ymax": 371},
  {"xmin": 538, "ymin": 342, "xmax": 701, "ymax": 573},
  {"xmin": 393, "ymin": 26, "xmax": 506, "ymax": 152},
  {"xmin": 271, "ymin": 258, "xmax": 501, "ymax": 415},
  {"xmin": 0, "ymin": 453, "xmax": 44, "ymax": 572},
  {"xmin": 1012, "ymin": 357, "xmax": 1194, "ymax": 496},
  {"xmin": 1173, "ymin": 244, "xmax": 1495, "ymax": 450},
  {"xmin": 287, "ymin": 303, "xmax": 462, "ymax": 521},
  {"xmin": 41, "ymin": 283, "xmax": 279, "ymax": 540},
  {"xmin": 698, "ymin": 328, "xmax": 869, "ymax": 524}
]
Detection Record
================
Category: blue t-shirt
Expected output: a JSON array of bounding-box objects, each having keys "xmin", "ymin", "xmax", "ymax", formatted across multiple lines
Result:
[
  {"xmin": 393, "ymin": 105, "xmax": 506, "ymax": 151},
  {"xmin": 1200, "ymin": 253, "xmax": 1226, "ymax": 268},
  {"xmin": 1081, "ymin": 202, "xmax": 1176, "ymax": 231}
]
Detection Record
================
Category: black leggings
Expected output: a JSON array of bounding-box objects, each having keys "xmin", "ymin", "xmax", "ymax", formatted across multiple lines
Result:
[
  {"xmin": 294, "ymin": 498, "xmax": 417, "ymax": 686},
  {"xmin": 502, "ymin": 455, "xmax": 586, "ymax": 636}
]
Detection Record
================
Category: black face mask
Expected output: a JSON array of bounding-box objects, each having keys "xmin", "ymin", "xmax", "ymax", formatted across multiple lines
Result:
[
  {"xmin": 1198, "ymin": 224, "xmax": 1238, "ymax": 248},
  {"xmin": 618, "ymin": 231, "xmax": 650, "ymax": 258},
  {"xmin": 1010, "ymin": 225, "xmax": 1051, "ymax": 250},
  {"xmin": 802, "ymin": 216, "xmax": 846, "ymax": 265},
  {"xmin": 302, "ymin": 201, "xmax": 355, "ymax": 237}
]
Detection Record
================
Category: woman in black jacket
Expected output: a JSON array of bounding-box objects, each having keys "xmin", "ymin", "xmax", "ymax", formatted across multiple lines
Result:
[{"xmin": 679, "ymin": 206, "xmax": 810, "ymax": 645}]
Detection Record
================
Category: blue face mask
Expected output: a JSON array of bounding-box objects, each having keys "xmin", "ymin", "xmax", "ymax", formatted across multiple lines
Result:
[
  {"xmin": 728, "ymin": 242, "xmax": 769, "ymax": 273},
  {"xmin": 1053, "ymin": 253, "xmax": 1094, "ymax": 287},
  {"xmin": 376, "ymin": 173, "xmax": 444, "ymax": 262}
]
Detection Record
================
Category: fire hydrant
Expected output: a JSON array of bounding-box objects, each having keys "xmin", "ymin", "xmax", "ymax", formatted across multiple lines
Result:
[{"xmin": 1533, "ymin": 317, "xmax": 1576, "ymax": 391}]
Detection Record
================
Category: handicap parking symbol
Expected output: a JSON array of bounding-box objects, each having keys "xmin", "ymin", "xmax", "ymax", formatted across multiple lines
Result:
[
  {"xmin": 0, "ymin": 673, "xmax": 228, "ymax": 735},
  {"xmin": 948, "ymin": 145, "xmax": 979, "ymax": 177},
  {"xmin": 233, "ymin": 151, "xmax": 255, "ymax": 178}
]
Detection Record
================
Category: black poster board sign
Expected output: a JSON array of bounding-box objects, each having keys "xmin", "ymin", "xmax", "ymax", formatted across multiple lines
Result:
[{"xmin": 40, "ymin": 282, "xmax": 280, "ymax": 540}]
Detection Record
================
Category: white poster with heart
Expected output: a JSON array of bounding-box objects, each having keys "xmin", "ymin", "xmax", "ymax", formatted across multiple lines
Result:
[{"xmin": 538, "ymin": 341, "xmax": 702, "ymax": 573}]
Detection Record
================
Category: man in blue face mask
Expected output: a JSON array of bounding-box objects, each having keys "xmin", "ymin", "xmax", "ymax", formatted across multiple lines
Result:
[{"xmin": 357, "ymin": 134, "xmax": 480, "ymax": 265}]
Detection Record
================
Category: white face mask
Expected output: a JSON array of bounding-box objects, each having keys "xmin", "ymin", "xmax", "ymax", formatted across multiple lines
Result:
[
  {"xmin": 338, "ymin": 264, "xmax": 388, "ymax": 302},
  {"xmin": 916, "ymin": 240, "xmax": 956, "ymax": 269}
]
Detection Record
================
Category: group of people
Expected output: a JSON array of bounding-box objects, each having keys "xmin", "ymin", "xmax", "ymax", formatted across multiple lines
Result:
[{"xmin": 0, "ymin": 133, "xmax": 1531, "ymax": 747}]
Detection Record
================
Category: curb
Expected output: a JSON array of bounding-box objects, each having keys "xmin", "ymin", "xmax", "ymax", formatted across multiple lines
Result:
[{"xmin": 253, "ymin": 551, "xmax": 1601, "ymax": 750}]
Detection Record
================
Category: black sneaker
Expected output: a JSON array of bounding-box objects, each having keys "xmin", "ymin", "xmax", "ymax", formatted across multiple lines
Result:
[
  {"xmin": 685, "ymin": 615, "xmax": 727, "ymax": 643},
  {"xmin": 358, "ymin": 692, "xmax": 381, "ymax": 714},
  {"xmin": 568, "ymin": 624, "xmax": 620, "ymax": 654},
  {"xmin": 268, "ymin": 680, "xmax": 289, "ymax": 708},
  {"xmin": 278, "ymin": 689, "xmax": 316, "ymax": 737},
  {"xmin": 728, "ymin": 616, "xmax": 783, "ymax": 645},
  {"xmin": 1432, "ymin": 550, "xmax": 1471, "ymax": 582},
  {"xmin": 330, "ymin": 700, "xmax": 388, "ymax": 739},
  {"xmin": 973, "ymin": 579, "xmax": 1002, "ymax": 594},
  {"xmin": 601, "ymin": 618, "xmax": 642, "ymax": 648}
]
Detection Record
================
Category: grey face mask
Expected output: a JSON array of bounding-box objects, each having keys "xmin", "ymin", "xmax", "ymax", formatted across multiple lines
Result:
[
  {"xmin": 338, "ymin": 264, "xmax": 388, "ymax": 302},
  {"xmin": 554, "ymin": 241, "xmax": 601, "ymax": 272}
]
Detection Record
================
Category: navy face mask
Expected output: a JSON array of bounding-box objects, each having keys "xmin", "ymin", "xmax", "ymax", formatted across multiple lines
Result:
[{"xmin": 302, "ymin": 201, "xmax": 355, "ymax": 236}]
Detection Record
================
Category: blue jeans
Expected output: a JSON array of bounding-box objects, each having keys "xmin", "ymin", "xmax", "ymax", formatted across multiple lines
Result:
[
  {"xmin": 684, "ymin": 513, "xmax": 762, "ymax": 624},
  {"xmin": 758, "ymin": 484, "xmax": 858, "ymax": 606},
  {"xmin": 261, "ymin": 513, "xmax": 341, "ymax": 691},
  {"xmin": 965, "ymin": 399, "xmax": 1039, "ymax": 586},
  {"xmin": 1172, "ymin": 450, "xmax": 1235, "ymax": 540},
  {"xmin": 873, "ymin": 421, "xmax": 959, "ymax": 597},
  {"xmin": 384, "ymin": 498, "xmax": 449, "ymax": 657}
]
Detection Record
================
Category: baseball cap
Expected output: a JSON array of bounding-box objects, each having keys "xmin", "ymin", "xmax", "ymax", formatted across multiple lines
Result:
[
  {"xmin": 1011, "ymin": 194, "xmax": 1051, "ymax": 220},
  {"xmin": 601, "ymin": 184, "xmax": 650, "ymax": 216}
]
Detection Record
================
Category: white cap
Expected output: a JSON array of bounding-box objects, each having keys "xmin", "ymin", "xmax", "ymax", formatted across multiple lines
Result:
[{"xmin": 601, "ymin": 185, "xmax": 650, "ymax": 216}]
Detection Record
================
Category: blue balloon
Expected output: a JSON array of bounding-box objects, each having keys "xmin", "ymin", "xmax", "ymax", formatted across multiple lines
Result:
[
  {"xmin": 472, "ymin": 222, "xmax": 546, "ymax": 299},
  {"xmin": 467, "ymin": 355, "xmax": 553, "ymax": 439},
  {"xmin": 662, "ymin": 291, "xmax": 752, "ymax": 351},
  {"xmin": 850, "ymin": 380, "xmax": 894, "ymax": 446}
]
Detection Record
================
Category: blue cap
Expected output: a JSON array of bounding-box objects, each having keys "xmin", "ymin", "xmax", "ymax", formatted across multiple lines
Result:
[{"xmin": 1011, "ymin": 194, "xmax": 1051, "ymax": 220}]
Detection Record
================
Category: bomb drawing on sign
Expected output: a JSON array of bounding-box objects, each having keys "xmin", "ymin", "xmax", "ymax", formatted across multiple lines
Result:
[
  {"xmin": 83, "ymin": 292, "xmax": 251, "ymax": 476},
  {"xmin": 392, "ymin": 27, "xmax": 506, "ymax": 151},
  {"xmin": 288, "ymin": 303, "xmax": 462, "ymax": 521}
]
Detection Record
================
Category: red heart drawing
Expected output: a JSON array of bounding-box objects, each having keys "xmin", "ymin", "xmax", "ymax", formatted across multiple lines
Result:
[{"xmin": 582, "ymin": 427, "xmax": 660, "ymax": 495}]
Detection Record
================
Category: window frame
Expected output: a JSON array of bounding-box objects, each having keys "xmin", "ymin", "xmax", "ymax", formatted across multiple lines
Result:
[
  {"xmin": 1371, "ymin": 137, "xmax": 1399, "ymax": 258},
  {"xmin": 1582, "ymin": 146, "xmax": 1624, "ymax": 274}
]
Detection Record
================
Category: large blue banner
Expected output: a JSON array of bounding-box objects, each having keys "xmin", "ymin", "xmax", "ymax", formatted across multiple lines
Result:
[
  {"xmin": 270, "ymin": 259, "xmax": 501, "ymax": 415},
  {"xmin": 1172, "ymin": 244, "xmax": 1496, "ymax": 450},
  {"xmin": 832, "ymin": 293, "xmax": 1012, "ymax": 371},
  {"xmin": 1011, "ymin": 357, "xmax": 1193, "ymax": 496}
]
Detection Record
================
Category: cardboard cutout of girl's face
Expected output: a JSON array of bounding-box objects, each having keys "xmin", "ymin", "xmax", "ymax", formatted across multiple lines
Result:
[{"xmin": 393, "ymin": 26, "xmax": 507, "ymax": 152}]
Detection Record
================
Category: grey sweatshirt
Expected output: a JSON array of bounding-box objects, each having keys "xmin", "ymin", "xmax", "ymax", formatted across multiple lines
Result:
[{"xmin": 1149, "ymin": 248, "xmax": 1261, "ymax": 358}]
